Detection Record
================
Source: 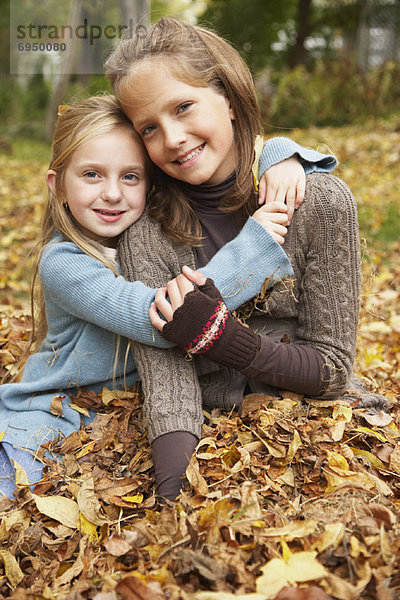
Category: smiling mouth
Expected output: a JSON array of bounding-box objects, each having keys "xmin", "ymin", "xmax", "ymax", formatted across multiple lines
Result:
[
  {"xmin": 176, "ymin": 143, "xmax": 205, "ymax": 165},
  {"xmin": 94, "ymin": 209, "xmax": 124, "ymax": 216}
]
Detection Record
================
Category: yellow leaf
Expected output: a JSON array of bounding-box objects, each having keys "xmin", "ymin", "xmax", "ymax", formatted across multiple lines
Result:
[
  {"xmin": 281, "ymin": 539, "xmax": 292, "ymax": 561},
  {"xmin": 350, "ymin": 447, "xmax": 386, "ymax": 470},
  {"xmin": 102, "ymin": 386, "xmax": 137, "ymax": 405},
  {"xmin": 332, "ymin": 404, "xmax": 352, "ymax": 422},
  {"xmin": 354, "ymin": 426, "xmax": 387, "ymax": 443},
  {"xmin": 222, "ymin": 445, "xmax": 241, "ymax": 468},
  {"xmin": 121, "ymin": 494, "xmax": 144, "ymax": 504},
  {"xmin": 326, "ymin": 450, "xmax": 350, "ymax": 470},
  {"xmin": 360, "ymin": 321, "xmax": 391, "ymax": 334},
  {"xmin": 287, "ymin": 551, "xmax": 327, "ymax": 583},
  {"xmin": 313, "ymin": 522, "xmax": 345, "ymax": 552},
  {"xmin": 252, "ymin": 520, "xmax": 267, "ymax": 528},
  {"xmin": 78, "ymin": 513, "xmax": 98, "ymax": 541},
  {"xmin": 331, "ymin": 420, "xmax": 346, "ymax": 442},
  {"xmin": 390, "ymin": 312, "xmax": 400, "ymax": 333},
  {"xmin": 75, "ymin": 440, "xmax": 96, "ymax": 459},
  {"xmin": 286, "ymin": 430, "xmax": 302, "ymax": 463},
  {"xmin": 11, "ymin": 460, "xmax": 30, "ymax": 487},
  {"xmin": 32, "ymin": 494, "xmax": 79, "ymax": 529},
  {"xmin": 147, "ymin": 563, "xmax": 170, "ymax": 585},
  {"xmin": 69, "ymin": 402, "xmax": 90, "ymax": 417},
  {"xmin": 0, "ymin": 431, "xmax": 4, "ymax": 442},
  {"xmin": 388, "ymin": 421, "xmax": 400, "ymax": 436},
  {"xmin": 256, "ymin": 551, "xmax": 327, "ymax": 598},
  {"xmin": 256, "ymin": 557, "xmax": 289, "ymax": 598},
  {"xmin": 0, "ymin": 550, "xmax": 24, "ymax": 588}
]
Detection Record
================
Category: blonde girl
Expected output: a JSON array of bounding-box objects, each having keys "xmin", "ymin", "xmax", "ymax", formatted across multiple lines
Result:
[
  {"xmin": 104, "ymin": 18, "xmax": 357, "ymax": 501},
  {"xmin": 0, "ymin": 94, "xmax": 302, "ymax": 498}
]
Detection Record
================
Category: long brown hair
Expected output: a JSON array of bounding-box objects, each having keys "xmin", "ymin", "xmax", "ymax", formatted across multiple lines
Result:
[{"xmin": 105, "ymin": 17, "xmax": 262, "ymax": 244}]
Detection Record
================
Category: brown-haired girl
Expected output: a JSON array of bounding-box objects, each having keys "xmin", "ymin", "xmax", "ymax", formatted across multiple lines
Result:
[{"xmin": 104, "ymin": 18, "xmax": 382, "ymax": 503}]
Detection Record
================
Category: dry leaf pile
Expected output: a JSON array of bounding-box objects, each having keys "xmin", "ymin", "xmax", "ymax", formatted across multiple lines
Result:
[
  {"xmin": 0, "ymin": 325, "xmax": 399, "ymax": 599},
  {"xmin": 1, "ymin": 121, "xmax": 400, "ymax": 599}
]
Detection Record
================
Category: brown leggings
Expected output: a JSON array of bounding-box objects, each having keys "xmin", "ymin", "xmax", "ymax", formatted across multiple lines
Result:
[{"xmin": 152, "ymin": 431, "xmax": 198, "ymax": 501}]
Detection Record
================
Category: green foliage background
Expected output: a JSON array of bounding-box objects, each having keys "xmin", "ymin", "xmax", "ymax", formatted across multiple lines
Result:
[{"xmin": 1, "ymin": 0, "xmax": 400, "ymax": 141}]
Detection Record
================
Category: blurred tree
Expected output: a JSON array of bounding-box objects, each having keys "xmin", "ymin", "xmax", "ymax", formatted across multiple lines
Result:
[
  {"xmin": 199, "ymin": 0, "xmax": 297, "ymax": 73},
  {"xmin": 198, "ymin": 0, "xmax": 386, "ymax": 73}
]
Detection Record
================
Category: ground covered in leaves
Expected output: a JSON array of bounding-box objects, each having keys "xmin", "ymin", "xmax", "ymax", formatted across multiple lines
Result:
[{"xmin": 0, "ymin": 117, "xmax": 400, "ymax": 599}]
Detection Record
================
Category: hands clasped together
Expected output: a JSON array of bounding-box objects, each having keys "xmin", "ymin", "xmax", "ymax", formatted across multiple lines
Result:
[{"xmin": 150, "ymin": 167, "xmax": 304, "ymax": 361}]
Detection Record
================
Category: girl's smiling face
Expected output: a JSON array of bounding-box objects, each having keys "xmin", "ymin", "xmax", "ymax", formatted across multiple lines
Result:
[
  {"xmin": 47, "ymin": 128, "xmax": 148, "ymax": 247},
  {"xmin": 122, "ymin": 60, "xmax": 237, "ymax": 186}
]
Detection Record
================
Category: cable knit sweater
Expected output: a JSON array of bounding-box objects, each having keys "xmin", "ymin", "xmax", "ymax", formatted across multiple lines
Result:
[{"xmin": 119, "ymin": 173, "xmax": 389, "ymax": 444}]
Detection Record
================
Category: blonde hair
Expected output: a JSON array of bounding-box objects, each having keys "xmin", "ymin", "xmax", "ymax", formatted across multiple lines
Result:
[
  {"xmin": 33, "ymin": 95, "xmax": 145, "ymax": 353},
  {"xmin": 105, "ymin": 17, "xmax": 262, "ymax": 244}
]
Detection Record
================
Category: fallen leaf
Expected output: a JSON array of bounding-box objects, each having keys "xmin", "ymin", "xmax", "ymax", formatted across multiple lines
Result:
[
  {"xmin": 32, "ymin": 494, "xmax": 79, "ymax": 529},
  {"xmin": 104, "ymin": 534, "xmax": 132, "ymax": 556},
  {"xmin": 186, "ymin": 456, "xmax": 208, "ymax": 496},
  {"xmin": 50, "ymin": 394, "xmax": 65, "ymax": 416},
  {"xmin": 0, "ymin": 549, "xmax": 24, "ymax": 588},
  {"xmin": 116, "ymin": 574, "xmax": 166, "ymax": 599},
  {"xmin": 256, "ymin": 552, "xmax": 327, "ymax": 599},
  {"xmin": 77, "ymin": 475, "xmax": 109, "ymax": 525}
]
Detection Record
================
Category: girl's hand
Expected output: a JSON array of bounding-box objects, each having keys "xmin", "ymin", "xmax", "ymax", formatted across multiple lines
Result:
[
  {"xmin": 258, "ymin": 156, "xmax": 306, "ymax": 224},
  {"xmin": 252, "ymin": 201, "xmax": 289, "ymax": 245},
  {"xmin": 149, "ymin": 266, "xmax": 207, "ymax": 331}
]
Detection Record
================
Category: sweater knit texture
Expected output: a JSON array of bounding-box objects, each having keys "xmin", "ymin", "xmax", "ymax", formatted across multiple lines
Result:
[{"xmin": 119, "ymin": 173, "xmax": 390, "ymax": 443}]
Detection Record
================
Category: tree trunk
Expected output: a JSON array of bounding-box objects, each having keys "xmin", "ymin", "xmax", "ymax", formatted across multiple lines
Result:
[
  {"xmin": 45, "ymin": 0, "xmax": 83, "ymax": 139},
  {"xmin": 290, "ymin": 0, "xmax": 312, "ymax": 67},
  {"xmin": 119, "ymin": 0, "xmax": 150, "ymax": 26}
]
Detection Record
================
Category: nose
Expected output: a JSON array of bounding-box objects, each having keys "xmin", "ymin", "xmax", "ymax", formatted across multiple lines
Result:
[
  {"xmin": 101, "ymin": 178, "xmax": 122, "ymax": 202},
  {"xmin": 163, "ymin": 120, "xmax": 187, "ymax": 150}
]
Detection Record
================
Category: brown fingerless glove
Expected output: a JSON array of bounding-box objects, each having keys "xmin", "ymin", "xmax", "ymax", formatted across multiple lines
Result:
[{"xmin": 162, "ymin": 278, "xmax": 261, "ymax": 371}]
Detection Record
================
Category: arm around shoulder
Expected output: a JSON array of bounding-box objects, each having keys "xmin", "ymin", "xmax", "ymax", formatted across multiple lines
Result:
[{"xmin": 290, "ymin": 173, "xmax": 361, "ymax": 397}]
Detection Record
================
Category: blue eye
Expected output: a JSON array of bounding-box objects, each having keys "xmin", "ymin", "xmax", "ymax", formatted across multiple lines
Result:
[
  {"xmin": 177, "ymin": 102, "xmax": 192, "ymax": 114},
  {"xmin": 84, "ymin": 171, "xmax": 98, "ymax": 179},
  {"xmin": 123, "ymin": 173, "xmax": 138, "ymax": 182},
  {"xmin": 141, "ymin": 125, "xmax": 155, "ymax": 137}
]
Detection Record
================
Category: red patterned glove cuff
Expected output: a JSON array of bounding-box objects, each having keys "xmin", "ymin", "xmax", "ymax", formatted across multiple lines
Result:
[{"xmin": 186, "ymin": 300, "xmax": 229, "ymax": 354}]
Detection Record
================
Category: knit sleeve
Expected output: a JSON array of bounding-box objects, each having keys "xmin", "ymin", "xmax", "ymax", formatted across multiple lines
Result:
[
  {"xmin": 117, "ymin": 212, "xmax": 204, "ymax": 442},
  {"xmin": 40, "ymin": 240, "xmax": 171, "ymax": 347},
  {"xmin": 287, "ymin": 173, "xmax": 361, "ymax": 397},
  {"xmin": 119, "ymin": 212, "xmax": 293, "ymax": 312},
  {"xmin": 259, "ymin": 137, "xmax": 337, "ymax": 178}
]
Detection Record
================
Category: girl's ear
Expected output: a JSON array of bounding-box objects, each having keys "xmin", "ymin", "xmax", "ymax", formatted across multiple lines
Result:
[
  {"xmin": 46, "ymin": 169, "xmax": 57, "ymax": 196},
  {"xmin": 225, "ymin": 97, "xmax": 235, "ymax": 121}
]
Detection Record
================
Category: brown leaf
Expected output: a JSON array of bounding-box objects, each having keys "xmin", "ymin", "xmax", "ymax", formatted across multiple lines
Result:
[
  {"xmin": 362, "ymin": 410, "xmax": 393, "ymax": 427},
  {"xmin": 388, "ymin": 444, "xmax": 400, "ymax": 474},
  {"xmin": 49, "ymin": 394, "xmax": 65, "ymax": 416},
  {"xmin": 186, "ymin": 455, "xmax": 208, "ymax": 496},
  {"xmin": 116, "ymin": 575, "xmax": 165, "ymax": 600},
  {"xmin": 239, "ymin": 393, "xmax": 274, "ymax": 417},
  {"xmin": 104, "ymin": 534, "xmax": 132, "ymax": 557}
]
